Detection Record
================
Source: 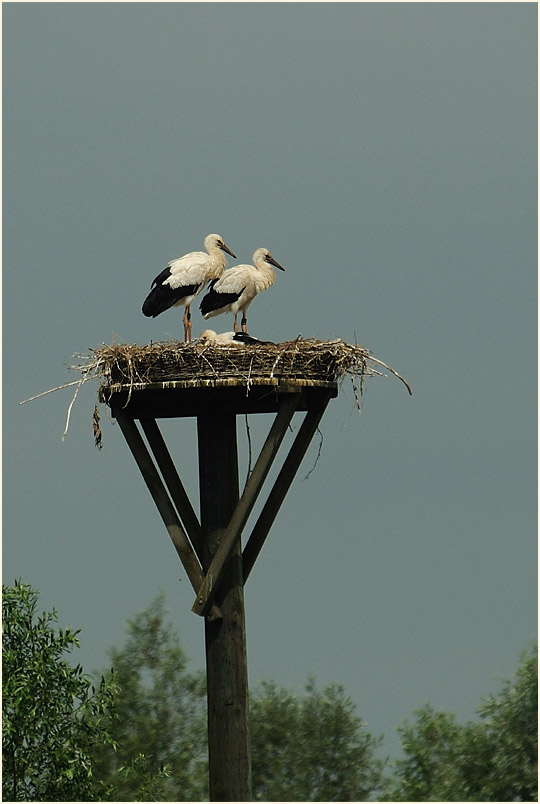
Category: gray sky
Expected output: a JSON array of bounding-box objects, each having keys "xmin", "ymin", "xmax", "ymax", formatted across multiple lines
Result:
[{"xmin": 3, "ymin": 2, "xmax": 537, "ymax": 764}]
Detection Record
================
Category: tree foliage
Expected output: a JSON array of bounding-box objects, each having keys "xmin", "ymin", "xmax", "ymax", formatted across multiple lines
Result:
[
  {"xmin": 2, "ymin": 580, "xmax": 118, "ymax": 802},
  {"xmin": 6, "ymin": 582, "xmax": 535, "ymax": 802},
  {"xmin": 250, "ymin": 677, "xmax": 383, "ymax": 800},
  {"xmin": 91, "ymin": 591, "xmax": 208, "ymax": 801},
  {"xmin": 475, "ymin": 643, "xmax": 537, "ymax": 801},
  {"xmin": 93, "ymin": 593, "xmax": 384, "ymax": 801},
  {"xmin": 382, "ymin": 643, "xmax": 538, "ymax": 801}
]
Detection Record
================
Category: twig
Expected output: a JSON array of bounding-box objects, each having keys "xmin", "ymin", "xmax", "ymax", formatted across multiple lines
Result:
[
  {"xmin": 20, "ymin": 380, "xmax": 82, "ymax": 405},
  {"xmin": 243, "ymin": 414, "xmax": 253, "ymax": 491},
  {"xmin": 303, "ymin": 426, "xmax": 324, "ymax": 480},
  {"xmin": 350, "ymin": 376, "xmax": 363, "ymax": 412},
  {"xmin": 93, "ymin": 404, "xmax": 102, "ymax": 450},
  {"xmin": 366, "ymin": 356, "xmax": 413, "ymax": 396},
  {"xmin": 62, "ymin": 377, "xmax": 84, "ymax": 441}
]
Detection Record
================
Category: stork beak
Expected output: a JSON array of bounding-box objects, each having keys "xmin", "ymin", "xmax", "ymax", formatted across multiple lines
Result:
[
  {"xmin": 268, "ymin": 254, "xmax": 285, "ymax": 271},
  {"xmin": 220, "ymin": 242, "xmax": 236, "ymax": 259}
]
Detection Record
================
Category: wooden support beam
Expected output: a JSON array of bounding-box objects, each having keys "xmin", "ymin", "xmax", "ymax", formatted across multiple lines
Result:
[
  {"xmin": 103, "ymin": 380, "xmax": 337, "ymax": 419},
  {"xmin": 197, "ymin": 413, "xmax": 251, "ymax": 801},
  {"xmin": 139, "ymin": 418, "xmax": 205, "ymax": 564},
  {"xmin": 242, "ymin": 392, "xmax": 332, "ymax": 582},
  {"xmin": 192, "ymin": 393, "xmax": 301, "ymax": 617},
  {"xmin": 107, "ymin": 381, "xmax": 337, "ymax": 802},
  {"xmin": 115, "ymin": 413, "xmax": 222, "ymax": 621}
]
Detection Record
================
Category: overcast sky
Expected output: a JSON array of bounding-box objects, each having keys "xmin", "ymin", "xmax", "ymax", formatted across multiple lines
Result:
[{"xmin": 3, "ymin": 1, "xmax": 537, "ymax": 765}]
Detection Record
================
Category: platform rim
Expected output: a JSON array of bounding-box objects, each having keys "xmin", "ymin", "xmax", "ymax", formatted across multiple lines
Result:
[{"xmin": 100, "ymin": 377, "xmax": 339, "ymax": 396}]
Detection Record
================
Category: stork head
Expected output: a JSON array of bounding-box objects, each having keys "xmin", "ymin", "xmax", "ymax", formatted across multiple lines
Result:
[
  {"xmin": 205, "ymin": 233, "xmax": 236, "ymax": 259},
  {"xmin": 199, "ymin": 329, "xmax": 219, "ymax": 344},
  {"xmin": 253, "ymin": 248, "xmax": 285, "ymax": 271}
]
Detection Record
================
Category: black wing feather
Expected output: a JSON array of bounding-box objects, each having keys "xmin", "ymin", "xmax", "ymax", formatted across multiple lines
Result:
[
  {"xmin": 233, "ymin": 332, "xmax": 272, "ymax": 345},
  {"xmin": 150, "ymin": 266, "xmax": 174, "ymax": 288},
  {"xmin": 199, "ymin": 286, "xmax": 245, "ymax": 316},
  {"xmin": 142, "ymin": 277, "xmax": 203, "ymax": 317}
]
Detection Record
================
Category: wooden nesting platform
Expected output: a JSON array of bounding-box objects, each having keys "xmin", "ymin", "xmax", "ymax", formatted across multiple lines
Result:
[
  {"xmin": 94, "ymin": 337, "xmax": 375, "ymax": 419},
  {"xmin": 100, "ymin": 377, "xmax": 338, "ymax": 418},
  {"xmin": 87, "ymin": 336, "xmax": 411, "ymax": 427}
]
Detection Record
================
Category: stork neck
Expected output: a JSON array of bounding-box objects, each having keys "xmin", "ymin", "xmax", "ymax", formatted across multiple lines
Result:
[
  {"xmin": 253, "ymin": 262, "xmax": 276, "ymax": 291},
  {"xmin": 209, "ymin": 248, "xmax": 229, "ymax": 273}
]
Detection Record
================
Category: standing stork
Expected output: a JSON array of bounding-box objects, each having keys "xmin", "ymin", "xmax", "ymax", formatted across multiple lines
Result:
[
  {"xmin": 199, "ymin": 248, "xmax": 285, "ymax": 333},
  {"xmin": 142, "ymin": 233, "xmax": 236, "ymax": 341}
]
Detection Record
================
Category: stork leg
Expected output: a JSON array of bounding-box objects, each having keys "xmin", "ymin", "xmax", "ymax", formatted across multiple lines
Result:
[
  {"xmin": 241, "ymin": 315, "xmax": 248, "ymax": 334},
  {"xmin": 183, "ymin": 306, "xmax": 192, "ymax": 342},
  {"xmin": 233, "ymin": 314, "xmax": 239, "ymax": 333}
]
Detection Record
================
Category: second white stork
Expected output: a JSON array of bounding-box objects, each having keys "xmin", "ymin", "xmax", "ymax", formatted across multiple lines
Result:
[
  {"xmin": 142, "ymin": 233, "xmax": 236, "ymax": 341},
  {"xmin": 199, "ymin": 247, "xmax": 285, "ymax": 333}
]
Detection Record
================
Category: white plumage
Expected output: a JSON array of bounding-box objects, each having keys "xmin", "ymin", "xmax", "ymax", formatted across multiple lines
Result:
[
  {"xmin": 142, "ymin": 233, "xmax": 236, "ymax": 341},
  {"xmin": 198, "ymin": 329, "xmax": 271, "ymax": 346},
  {"xmin": 199, "ymin": 248, "xmax": 285, "ymax": 333}
]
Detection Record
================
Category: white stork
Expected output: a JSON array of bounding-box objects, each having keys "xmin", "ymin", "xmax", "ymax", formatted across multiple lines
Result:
[
  {"xmin": 142, "ymin": 233, "xmax": 236, "ymax": 341},
  {"xmin": 199, "ymin": 248, "xmax": 285, "ymax": 334},
  {"xmin": 198, "ymin": 329, "xmax": 272, "ymax": 346}
]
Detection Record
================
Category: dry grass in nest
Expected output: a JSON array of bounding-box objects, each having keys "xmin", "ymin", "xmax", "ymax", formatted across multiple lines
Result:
[
  {"xmin": 20, "ymin": 337, "xmax": 411, "ymax": 447},
  {"xmin": 90, "ymin": 337, "xmax": 411, "ymax": 391}
]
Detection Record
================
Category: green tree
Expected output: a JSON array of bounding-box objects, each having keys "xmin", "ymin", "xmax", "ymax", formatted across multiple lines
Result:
[
  {"xmin": 250, "ymin": 677, "xmax": 384, "ymax": 801},
  {"xmin": 2, "ymin": 580, "xmax": 118, "ymax": 802},
  {"xmin": 382, "ymin": 643, "xmax": 538, "ymax": 801},
  {"xmin": 92, "ymin": 591, "xmax": 208, "ymax": 801},
  {"xmin": 475, "ymin": 642, "xmax": 537, "ymax": 801},
  {"xmin": 94, "ymin": 593, "xmax": 384, "ymax": 801},
  {"xmin": 381, "ymin": 704, "xmax": 481, "ymax": 801}
]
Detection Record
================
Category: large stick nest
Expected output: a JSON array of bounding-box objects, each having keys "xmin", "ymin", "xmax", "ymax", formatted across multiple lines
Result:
[
  {"xmin": 85, "ymin": 337, "xmax": 411, "ymax": 394},
  {"xmin": 21, "ymin": 338, "xmax": 411, "ymax": 449}
]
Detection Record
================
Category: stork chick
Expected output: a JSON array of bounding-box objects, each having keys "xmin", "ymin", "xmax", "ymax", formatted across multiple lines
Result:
[
  {"xmin": 142, "ymin": 233, "xmax": 236, "ymax": 341},
  {"xmin": 199, "ymin": 248, "xmax": 285, "ymax": 333},
  {"xmin": 199, "ymin": 329, "xmax": 272, "ymax": 346}
]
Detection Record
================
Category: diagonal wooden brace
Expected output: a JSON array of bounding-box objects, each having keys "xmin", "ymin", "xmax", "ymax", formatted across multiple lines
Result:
[
  {"xmin": 139, "ymin": 418, "xmax": 205, "ymax": 565},
  {"xmin": 191, "ymin": 393, "xmax": 301, "ymax": 616},
  {"xmin": 242, "ymin": 392, "xmax": 333, "ymax": 582},
  {"xmin": 116, "ymin": 413, "xmax": 222, "ymax": 621}
]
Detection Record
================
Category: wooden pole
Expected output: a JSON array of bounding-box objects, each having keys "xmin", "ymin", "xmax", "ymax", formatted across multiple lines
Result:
[
  {"xmin": 192, "ymin": 393, "xmax": 300, "ymax": 616},
  {"xmin": 197, "ymin": 413, "xmax": 252, "ymax": 802}
]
